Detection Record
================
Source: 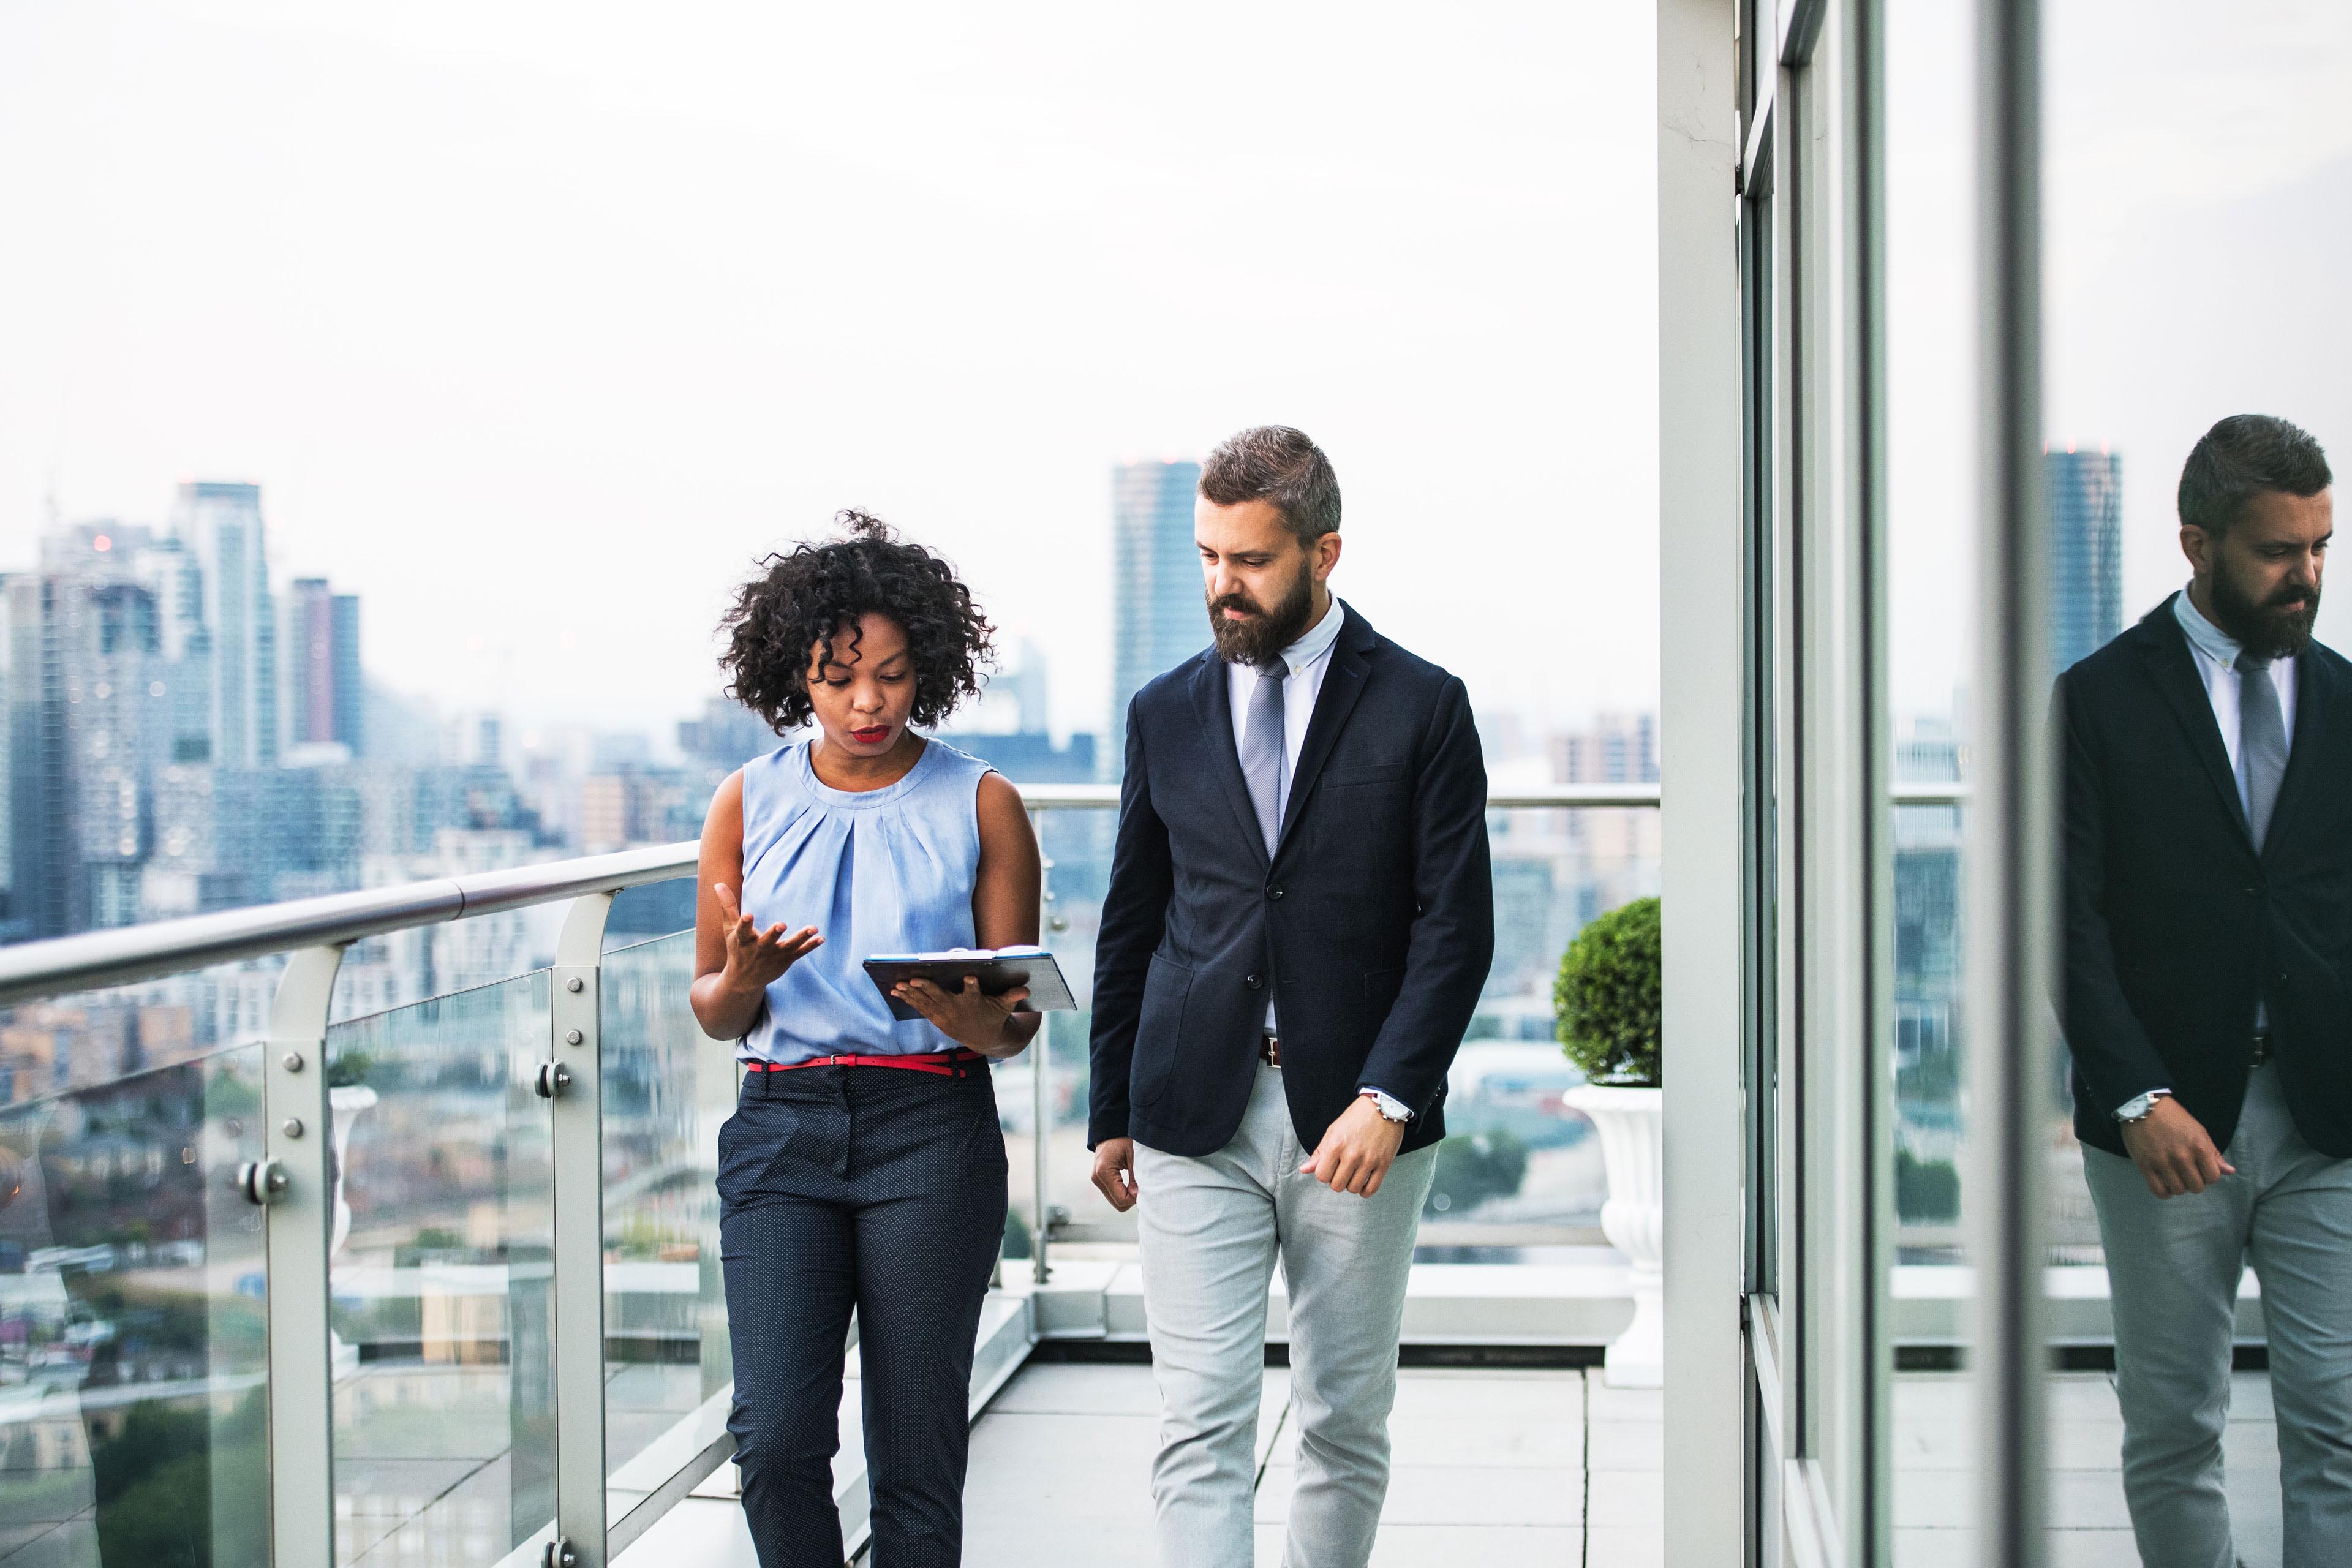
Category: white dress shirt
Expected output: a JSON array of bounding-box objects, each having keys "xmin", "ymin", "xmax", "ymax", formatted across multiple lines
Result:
[
  {"xmin": 2173, "ymin": 583, "xmax": 2297, "ymax": 791},
  {"xmin": 2117, "ymin": 586, "xmax": 2299, "ymax": 1120},
  {"xmin": 1224, "ymin": 599, "xmax": 1411, "ymax": 1122},
  {"xmin": 1227, "ymin": 595, "xmax": 1348, "ymax": 834}
]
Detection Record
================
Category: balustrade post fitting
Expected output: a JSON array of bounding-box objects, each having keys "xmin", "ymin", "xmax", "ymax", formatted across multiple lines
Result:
[
  {"xmin": 1031, "ymin": 812, "xmax": 1054, "ymax": 1286},
  {"xmin": 546, "ymin": 891, "xmax": 617, "ymax": 1568},
  {"xmin": 257, "ymin": 943, "xmax": 347, "ymax": 1567}
]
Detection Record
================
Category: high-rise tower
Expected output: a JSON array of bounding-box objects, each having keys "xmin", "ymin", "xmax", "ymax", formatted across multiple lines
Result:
[
  {"xmin": 1110, "ymin": 459, "xmax": 1206, "ymax": 772},
  {"xmin": 2047, "ymin": 448, "xmax": 2124, "ymax": 676},
  {"xmin": 284, "ymin": 577, "xmax": 364, "ymax": 756},
  {"xmin": 175, "ymin": 480, "xmax": 277, "ymax": 768}
]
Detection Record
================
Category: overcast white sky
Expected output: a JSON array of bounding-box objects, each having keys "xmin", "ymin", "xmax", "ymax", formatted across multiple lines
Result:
[
  {"xmin": 0, "ymin": 0, "xmax": 1657, "ymax": 749},
  {"xmin": 2, "ymin": 2, "xmax": 2348, "ymax": 750}
]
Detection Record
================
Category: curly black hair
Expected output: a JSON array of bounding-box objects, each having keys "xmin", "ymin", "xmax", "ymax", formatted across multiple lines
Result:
[{"xmin": 720, "ymin": 511, "xmax": 996, "ymax": 733}]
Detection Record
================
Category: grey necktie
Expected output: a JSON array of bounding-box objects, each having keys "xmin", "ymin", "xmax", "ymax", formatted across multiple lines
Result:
[
  {"xmin": 1240, "ymin": 659, "xmax": 1286, "ymax": 853},
  {"xmin": 2238, "ymin": 651, "xmax": 2288, "ymax": 851}
]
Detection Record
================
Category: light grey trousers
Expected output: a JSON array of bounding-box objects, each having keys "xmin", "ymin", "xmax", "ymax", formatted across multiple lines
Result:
[
  {"xmin": 2084, "ymin": 1062, "xmax": 2352, "ymax": 1568},
  {"xmin": 1135, "ymin": 1061, "xmax": 1437, "ymax": 1568}
]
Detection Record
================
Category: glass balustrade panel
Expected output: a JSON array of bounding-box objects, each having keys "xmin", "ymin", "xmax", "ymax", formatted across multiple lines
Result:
[
  {"xmin": 597, "ymin": 929, "xmax": 736, "ymax": 1526},
  {"xmin": 323, "ymin": 971, "xmax": 556, "ymax": 1567},
  {"xmin": 1012, "ymin": 802, "xmax": 1657, "ymax": 1266},
  {"xmin": 0, "ymin": 976, "xmax": 269, "ymax": 1568}
]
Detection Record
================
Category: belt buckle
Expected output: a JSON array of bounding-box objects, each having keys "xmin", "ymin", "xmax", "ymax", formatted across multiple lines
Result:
[
  {"xmin": 1260, "ymin": 1033, "xmax": 1281, "ymax": 1069},
  {"xmin": 2252, "ymin": 1031, "xmax": 2272, "ymax": 1066}
]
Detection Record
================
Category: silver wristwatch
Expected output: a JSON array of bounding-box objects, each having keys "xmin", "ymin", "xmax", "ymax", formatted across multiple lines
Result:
[
  {"xmin": 2114, "ymin": 1088, "xmax": 2172, "ymax": 1125},
  {"xmin": 1360, "ymin": 1088, "xmax": 1413, "ymax": 1123}
]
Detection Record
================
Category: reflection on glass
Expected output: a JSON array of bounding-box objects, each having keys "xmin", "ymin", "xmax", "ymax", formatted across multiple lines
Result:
[
  {"xmin": 2045, "ymin": 6, "xmax": 2352, "ymax": 1564},
  {"xmin": 2055, "ymin": 418, "xmax": 2343, "ymax": 1567},
  {"xmin": 325, "ymin": 972, "xmax": 554, "ymax": 1566},
  {"xmin": 1885, "ymin": 0, "xmax": 1980, "ymax": 1556},
  {"xmin": 0, "ymin": 1036, "xmax": 268, "ymax": 1566},
  {"xmin": 598, "ymin": 930, "xmax": 736, "ymax": 1524}
]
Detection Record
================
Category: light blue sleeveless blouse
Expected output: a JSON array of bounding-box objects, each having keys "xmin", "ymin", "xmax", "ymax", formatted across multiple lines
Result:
[{"xmin": 736, "ymin": 737, "xmax": 997, "ymax": 1065}]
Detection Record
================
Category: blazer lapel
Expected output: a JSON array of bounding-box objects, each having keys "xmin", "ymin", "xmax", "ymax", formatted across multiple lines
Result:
[
  {"xmin": 2261, "ymin": 643, "xmax": 2333, "ymax": 863},
  {"xmin": 1274, "ymin": 608, "xmax": 1376, "ymax": 856},
  {"xmin": 1188, "ymin": 651, "xmax": 1270, "ymax": 870},
  {"xmin": 2134, "ymin": 598, "xmax": 2252, "ymax": 846}
]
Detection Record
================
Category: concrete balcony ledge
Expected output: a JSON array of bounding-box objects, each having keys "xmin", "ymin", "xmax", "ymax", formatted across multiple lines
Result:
[
  {"xmin": 1004, "ymin": 1257, "xmax": 2269, "ymax": 1355},
  {"xmin": 1000, "ymin": 1257, "xmax": 1638, "ymax": 1349}
]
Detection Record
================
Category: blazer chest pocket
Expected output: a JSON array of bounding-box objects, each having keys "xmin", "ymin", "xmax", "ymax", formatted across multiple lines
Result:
[
  {"xmin": 1320, "ymin": 763, "xmax": 1408, "ymax": 790},
  {"xmin": 1131, "ymin": 954, "xmax": 1194, "ymax": 1107}
]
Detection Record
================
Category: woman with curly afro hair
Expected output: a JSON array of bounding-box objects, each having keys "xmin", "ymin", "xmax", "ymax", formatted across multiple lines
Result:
[{"xmin": 688, "ymin": 511, "xmax": 1040, "ymax": 1567}]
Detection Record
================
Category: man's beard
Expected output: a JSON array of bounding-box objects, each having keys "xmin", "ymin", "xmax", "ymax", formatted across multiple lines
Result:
[
  {"xmin": 2208, "ymin": 562, "xmax": 2320, "ymax": 660},
  {"xmin": 1207, "ymin": 561, "xmax": 1316, "ymax": 667}
]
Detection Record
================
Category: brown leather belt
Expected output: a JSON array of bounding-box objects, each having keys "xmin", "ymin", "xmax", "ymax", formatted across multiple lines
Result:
[
  {"xmin": 2252, "ymin": 1028, "xmax": 2273, "ymax": 1066},
  {"xmin": 1259, "ymin": 1033, "xmax": 1283, "ymax": 1068}
]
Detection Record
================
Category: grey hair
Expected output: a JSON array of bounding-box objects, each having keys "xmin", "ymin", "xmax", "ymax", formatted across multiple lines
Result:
[
  {"xmin": 1199, "ymin": 426, "xmax": 1341, "ymax": 546},
  {"xmin": 2178, "ymin": 414, "xmax": 2332, "ymax": 539}
]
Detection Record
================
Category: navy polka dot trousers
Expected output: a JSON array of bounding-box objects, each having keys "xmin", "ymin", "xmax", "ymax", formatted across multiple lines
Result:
[{"xmin": 718, "ymin": 1061, "xmax": 1008, "ymax": 1567}]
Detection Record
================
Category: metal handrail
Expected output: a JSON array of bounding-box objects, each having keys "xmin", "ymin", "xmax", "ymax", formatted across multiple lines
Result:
[
  {"xmin": 0, "ymin": 778, "xmax": 1966, "ymax": 1006},
  {"xmin": 0, "ymin": 842, "xmax": 695, "ymax": 1006},
  {"xmin": 1011, "ymin": 782, "xmax": 1676, "ymax": 810},
  {"xmin": 1018, "ymin": 780, "xmax": 1967, "ymax": 809}
]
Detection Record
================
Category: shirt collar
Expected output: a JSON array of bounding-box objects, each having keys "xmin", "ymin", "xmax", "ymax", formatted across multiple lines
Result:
[
  {"xmin": 2174, "ymin": 582, "xmax": 2260, "ymax": 670},
  {"xmin": 1270, "ymin": 595, "xmax": 1346, "ymax": 677}
]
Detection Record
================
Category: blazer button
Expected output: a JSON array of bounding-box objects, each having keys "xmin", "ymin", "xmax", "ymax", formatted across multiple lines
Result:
[
  {"xmin": 1268, "ymin": 887, "xmax": 1285, "ymax": 901},
  {"xmin": 1246, "ymin": 974, "xmax": 1263, "ymax": 990},
  {"xmin": 2244, "ymin": 883, "xmax": 2261, "ymax": 898},
  {"xmin": 2275, "ymin": 973, "xmax": 2291, "ymax": 988}
]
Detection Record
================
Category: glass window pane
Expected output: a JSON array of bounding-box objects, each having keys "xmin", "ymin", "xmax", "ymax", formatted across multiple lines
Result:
[
  {"xmin": 1885, "ymin": 0, "xmax": 1981, "ymax": 1558},
  {"xmin": 2042, "ymin": 7, "xmax": 2352, "ymax": 1566}
]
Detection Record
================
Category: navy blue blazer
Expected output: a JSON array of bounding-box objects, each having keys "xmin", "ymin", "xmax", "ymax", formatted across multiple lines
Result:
[
  {"xmin": 2059, "ymin": 596, "xmax": 2352, "ymax": 1159},
  {"xmin": 1087, "ymin": 604, "xmax": 1494, "ymax": 1159}
]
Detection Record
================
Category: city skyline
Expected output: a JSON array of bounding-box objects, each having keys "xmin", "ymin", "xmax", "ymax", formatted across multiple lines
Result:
[
  {"xmin": 0, "ymin": 1, "xmax": 1665, "ymax": 744},
  {"xmin": 7, "ymin": 4, "xmax": 2348, "ymax": 747},
  {"xmin": 2, "ymin": 469, "xmax": 1681, "ymax": 958}
]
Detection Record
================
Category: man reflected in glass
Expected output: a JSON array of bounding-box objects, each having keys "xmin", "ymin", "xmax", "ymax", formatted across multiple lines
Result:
[{"xmin": 2058, "ymin": 415, "xmax": 2350, "ymax": 1567}]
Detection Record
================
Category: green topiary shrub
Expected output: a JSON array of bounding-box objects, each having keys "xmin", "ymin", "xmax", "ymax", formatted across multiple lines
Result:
[
  {"xmin": 1895, "ymin": 1148, "xmax": 1961, "ymax": 1223},
  {"xmin": 1554, "ymin": 896, "xmax": 1662, "ymax": 1087}
]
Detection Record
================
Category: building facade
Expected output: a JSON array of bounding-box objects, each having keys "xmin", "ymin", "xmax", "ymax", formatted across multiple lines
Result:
[
  {"xmin": 2046, "ymin": 447, "xmax": 2124, "ymax": 676},
  {"xmin": 175, "ymin": 480, "xmax": 277, "ymax": 771},
  {"xmin": 283, "ymin": 576, "xmax": 364, "ymax": 757},
  {"xmin": 1109, "ymin": 459, "xmax": 1205, "ymax": 771}
]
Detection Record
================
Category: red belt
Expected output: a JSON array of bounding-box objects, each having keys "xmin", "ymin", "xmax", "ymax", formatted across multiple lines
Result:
[{"xmin": 747, "ymin": 1049, "xmax": 987, "ymax": 1077}]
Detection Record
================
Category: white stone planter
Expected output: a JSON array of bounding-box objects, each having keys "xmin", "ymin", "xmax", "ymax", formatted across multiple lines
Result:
[
  {"xmin": 1564, "ymin": 1082, "xmax": 1663, "ymax": 1389},
  {"xmin": 328, "ymin": 1084, "xmax": 379, "ymax": 1378}
]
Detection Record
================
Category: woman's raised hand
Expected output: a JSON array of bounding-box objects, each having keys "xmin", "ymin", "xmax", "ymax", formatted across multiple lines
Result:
[{"xmin": 713, "ymin": 883, "xmax": 822, "ymax": 989}]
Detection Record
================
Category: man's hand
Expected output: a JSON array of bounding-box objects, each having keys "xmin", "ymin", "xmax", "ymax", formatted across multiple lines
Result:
[
  {"xmin": 1300, "ymin": 1097, "xmax": 1406, "ymax": 1197},
  {"xmin": 1091, "ymin": 1138, "xmax": 1139, "ymax": 1212},
  {"xmin": 2120, "ymin": 1096, "xmax": 2236, "ymax": 1198}
]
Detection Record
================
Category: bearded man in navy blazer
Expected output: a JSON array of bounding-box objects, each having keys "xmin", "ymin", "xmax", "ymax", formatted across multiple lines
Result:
[
  {"xmin": 1088, "ymin": 426, "xmax": 1493, "ymax": 1568},
  {"xmin": 2059, "ymin": 414, "xmax": 2350, "ymax": 1567}
]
